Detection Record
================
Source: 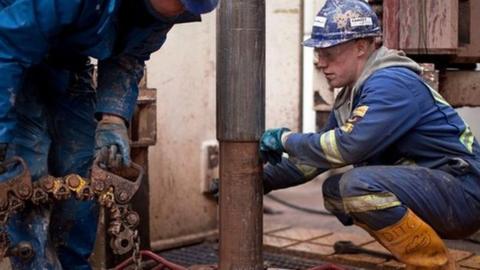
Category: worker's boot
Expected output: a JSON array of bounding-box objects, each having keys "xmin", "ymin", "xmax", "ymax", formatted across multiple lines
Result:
[{"xmin": 357, "ymin": 209, "xmax": 457, "ymax": 270}]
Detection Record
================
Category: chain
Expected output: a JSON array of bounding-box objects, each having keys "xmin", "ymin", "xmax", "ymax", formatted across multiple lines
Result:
[
  {"xmin": 0, "ymin": 157, "xmax": 144, "ymax": 261},
  {"xmin": 132, "ymin": 230, "xmax": 142, "ymax": 270},
  {"xmin": 0, "ymin": 230, "xmax": 8, "ymax": 259}
]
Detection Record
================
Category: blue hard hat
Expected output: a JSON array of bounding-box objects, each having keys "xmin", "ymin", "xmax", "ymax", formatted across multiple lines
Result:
[
  {"xmin": 304, "ymin": 0, "xmax": 381, "ymax": 48},
  {"xmin": 180, "ymin": 0, "xmax": 219, "ymax": 15}
]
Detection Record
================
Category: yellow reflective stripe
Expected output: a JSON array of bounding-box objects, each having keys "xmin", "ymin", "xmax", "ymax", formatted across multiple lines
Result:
[
  {"xmin": 428, "ymin": 87, "xmax": 450, "ymax": 106},
  {"xmin": 320, "ymin": 130, "xmax": 345, "ymax": 166},
  {"xmin": 460, "ymin": 126, "xmax": 474, "ymax": 153},
  {"xmin": 426, "ymin": 84, "xmax": 475, "ymax": 154},
  {"xmin": 343, "ymin": 192, "xmax": 401, "ymax": 213},
  {"xmin": 324, "ymin": 196, "xmax": 345, "ymax": 213},
  {"xmin": 294, "ymin": 163, "xmax": 318, "ymax": 179},
  {"xmin": 340, "ymin": 123, "xmax": 354, "ymax": 133},
  {"xmin": 353, "ymin": 105, "xmax": 369, "ymax": 117},
  {"xmin": 394, "ymin": 157, "xmax": 416, "ymax": 166}
]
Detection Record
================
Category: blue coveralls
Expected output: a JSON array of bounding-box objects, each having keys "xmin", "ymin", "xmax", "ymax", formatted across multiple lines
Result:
[
  {"xmin": 0, "ymin": 0, "xmax": 200, "ymax": 269},
  {"xmin": 264, "ymin": 66, "xmax": 480, "ymax": 238}
]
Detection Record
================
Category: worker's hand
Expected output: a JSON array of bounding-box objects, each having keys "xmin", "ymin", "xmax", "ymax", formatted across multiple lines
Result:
[
  {"xmin": 259, "ymin": 128, "xmax": 291, "ymax": 165},
  {"xmin": 95, "ymin": 115, "xmax": 131, "ymax": 169}
]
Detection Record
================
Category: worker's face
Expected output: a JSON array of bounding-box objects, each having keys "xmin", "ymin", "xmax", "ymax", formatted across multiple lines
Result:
[
  {"xmin": 314, "ymin": 40, "xmax": 364, "ymax": 88},
  {"xmin": 150, "ymin": 0, "xmax": 185, "ymax": 17}
]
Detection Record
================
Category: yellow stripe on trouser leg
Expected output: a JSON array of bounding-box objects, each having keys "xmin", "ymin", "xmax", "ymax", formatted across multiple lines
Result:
[
  {"xmin": 360, "ymin": 209, "xmax": 456, "ymax": 269},
  {"xmin": 343, "ymin": 192, "xmax": 401, "ymax": 213}
]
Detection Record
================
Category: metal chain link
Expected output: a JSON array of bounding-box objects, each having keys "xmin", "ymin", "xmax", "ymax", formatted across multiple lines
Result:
[
  {"xmin": 132, "ymin": 230, "xmax": 142, "ymax": 270},
  {"xmin": 0, "ymin": 157, "xmax": 143, "ymax": 262}
]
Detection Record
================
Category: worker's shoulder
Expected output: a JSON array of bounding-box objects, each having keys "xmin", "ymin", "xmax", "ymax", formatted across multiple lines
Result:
[
  {"xmin": 27, "ymin": 0, "xmax": 117, "ymax": 29},
  {"xmin": 363, "ymin": 66, "xmax": 426, "ymax": 97},
  {"xmin": 369, "ymin": 66, "xmax": 422, "ymax": 84},
  {"xmin": 34, "ymin": 0, "xmax": 107, "ymax": 14}
]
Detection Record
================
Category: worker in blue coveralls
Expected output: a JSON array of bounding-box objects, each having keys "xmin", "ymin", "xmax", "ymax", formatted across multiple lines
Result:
[
  {"xmin": 260, "ymin": 0, "xmax": 480, "ymax": 269},
  {"xmin": 0, "ymin": 0, "xmax": 217, "ymax": 269}
]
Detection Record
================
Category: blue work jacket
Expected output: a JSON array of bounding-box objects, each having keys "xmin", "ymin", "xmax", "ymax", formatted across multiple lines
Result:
[
  {"xmin": 0, "ymin": 0, "xmax": 200, "ymax": 143},
  {"xmin": 264, "ymin": 66, "xmax": 480, "ymax": 192}
]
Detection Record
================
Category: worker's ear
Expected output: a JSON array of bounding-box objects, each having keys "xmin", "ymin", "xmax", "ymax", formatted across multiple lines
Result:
[{"xmin": 355, "ymin": 38, "xmax": 372, "ymax": 58}]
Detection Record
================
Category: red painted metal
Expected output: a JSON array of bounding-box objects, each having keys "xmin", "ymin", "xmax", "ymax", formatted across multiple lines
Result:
[
  {"xmin": 113, "ymin": 250, "xmax": 188, "ymax": 270},
  {"xmin": 307, "ymin": 263, "xmax": 348, "ymax": 270}
]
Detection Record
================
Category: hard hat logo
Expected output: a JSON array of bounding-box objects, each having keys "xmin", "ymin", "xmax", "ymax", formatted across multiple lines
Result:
[
  {"xmin": 334, "ymin": 10, "xmax": 362, "ymax": 29},
  {"xmin": 304, "ymin": 0, "xmax": 381, "ymax": 48}
]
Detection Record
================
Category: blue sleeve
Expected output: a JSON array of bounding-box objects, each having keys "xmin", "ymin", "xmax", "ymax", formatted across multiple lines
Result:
[
  {"xmin": 0, "ymin": 0, "xmax": 82, "ymax": 142},
  {"xmin": 263, "ymin": 157, "xmax": 324, "ymax": 194},
  {"xmin": 284, "ymin": 70, "xmax": 422, "ymax": 169},
  {"xmin": 263, "ymin": 111, "xmax": 337, "ymax": 192},
  {"xmin": 318, "ymin": 111, "xmax": 338, "ymax": 133},
  {"xmin": 95, "ymin": 55, "xmax": 144, "ymax": 122},
  {"xmin": 95, "ymin": 25, "xmax": 171, "ymax": 122}
]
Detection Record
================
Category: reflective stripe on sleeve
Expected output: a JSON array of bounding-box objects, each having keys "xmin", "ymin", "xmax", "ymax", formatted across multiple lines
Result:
[
  {"xmin": 320, "ymin": 130, "xmax": 345, "ymax": 166},
  {"xmin": 460, "ymin": 126, "xmax": 474, "ymax": 154}
]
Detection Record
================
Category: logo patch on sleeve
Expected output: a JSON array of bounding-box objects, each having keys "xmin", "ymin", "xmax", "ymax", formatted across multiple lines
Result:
[
  {"xmin": 353, "ymin": 105, "xmax": 369, "ymax": 117},
  {"xmin": 340, "ymin": 123, "xmax": 354, "ymax": 133},
  {"xmin": 340, "ymin": 105, "xmax": 369, "ymax": 133}
]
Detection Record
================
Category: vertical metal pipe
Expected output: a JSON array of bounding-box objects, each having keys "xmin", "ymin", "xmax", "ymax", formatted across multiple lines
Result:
[{"xmin": 217, "ymin": 0, "xmax": 265, "ymax": 268}]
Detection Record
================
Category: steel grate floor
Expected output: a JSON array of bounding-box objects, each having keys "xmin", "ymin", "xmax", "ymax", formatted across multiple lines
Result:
[{"xmin": 157, "ymin": 242, "xmax": 333, "ymax": 270}]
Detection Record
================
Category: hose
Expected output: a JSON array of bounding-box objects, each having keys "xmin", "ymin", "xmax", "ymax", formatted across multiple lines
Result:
[{"xmin": 265, "ymin": 194, "xmax": 334, "ymax": 216}]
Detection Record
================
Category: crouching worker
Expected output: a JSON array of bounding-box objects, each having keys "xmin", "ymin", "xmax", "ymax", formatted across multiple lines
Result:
[{"xmin": 260, "ymin": 0, "xmax": 480, "ymax": 268}]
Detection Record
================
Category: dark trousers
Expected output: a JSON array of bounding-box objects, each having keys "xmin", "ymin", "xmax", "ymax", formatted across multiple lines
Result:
[
  {"xmin": 323, "ymin": 165, "xmax": 480, "ymax": 239},
  {"xmin": 4, "ymin": 62, "xmax": 99, "ymax": 270}
]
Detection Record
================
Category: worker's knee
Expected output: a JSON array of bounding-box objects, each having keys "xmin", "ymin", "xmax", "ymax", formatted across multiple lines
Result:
[
  {"xmin": 339, "ymin": 167, "xmax": 384, "ymax": 198},
  {"xmin": 323, "ymin": 174, "xmax": 355, "ymax": 226},
  {"xmin": 322, "ymin": 174, "xmax": 342, "ymax": 199}
]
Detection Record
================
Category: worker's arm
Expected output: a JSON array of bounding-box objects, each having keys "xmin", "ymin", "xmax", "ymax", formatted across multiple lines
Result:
[
  {"xmin": 262, "ymin": 110, "xmax": 338, "ymax": 193},
  {"xmin": 95, "ymin": 55, "xmax": 147, "ymax": 123},
  {"xmin": 94, "ymin": 5, "xmax": 202, "ymax": 166},
  {"xmin": 263, "ymin": 157, "xmax": 324, "ymax": 194},
  {"xmin": 94, "ymin": 18, "xmax": 175, "ymax": 168},
  {"xmin": 94, "ymin": 1, "xmax": 203, "ymax": 121},
  {"xmin": 95, "ymin": 18, "xmax": 175, "ymax": 122},
  {"xmin": 0, "ymin": 0, "xmax": 82, "ymax": 143},
  {"xmin": 284, "ymin": 69, "xmax": 422, "ymax": 170},
  {"xmin": 318, "ymin": 110, "xmax": 338, "ymax": 133}
]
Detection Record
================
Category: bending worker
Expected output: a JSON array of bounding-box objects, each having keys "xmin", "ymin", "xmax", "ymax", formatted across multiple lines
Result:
[
  {"xmin": 0, "ymin": 0, "xmax": 217, "ymax": 269},
  {"xmin": 260, "ymin": 0, "xmax": 480, "ymax": 268}
]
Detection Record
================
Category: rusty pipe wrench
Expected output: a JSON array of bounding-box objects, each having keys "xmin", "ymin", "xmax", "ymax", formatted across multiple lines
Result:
[
  {"xmin": 90, "ymin": 158, "xmax": 144, "ymax": 205},
  {"xmin": 90, "ymin": 157, "xmax": 144, "ymax": 255}
]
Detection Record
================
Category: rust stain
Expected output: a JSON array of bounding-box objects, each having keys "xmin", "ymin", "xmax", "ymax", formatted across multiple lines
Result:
[{"xmin": 273, "ymin": 8, "xmax": 299, "ymax": 14}]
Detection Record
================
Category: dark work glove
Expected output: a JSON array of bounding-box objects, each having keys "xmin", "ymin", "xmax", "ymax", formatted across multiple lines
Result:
[
  {"xmin": 259, "ymin": 128, "xmax": 291, "ymax": 165},
  {"xmin": 95, "ymin": 117, "xmax": 131, "ymax": 169}
]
